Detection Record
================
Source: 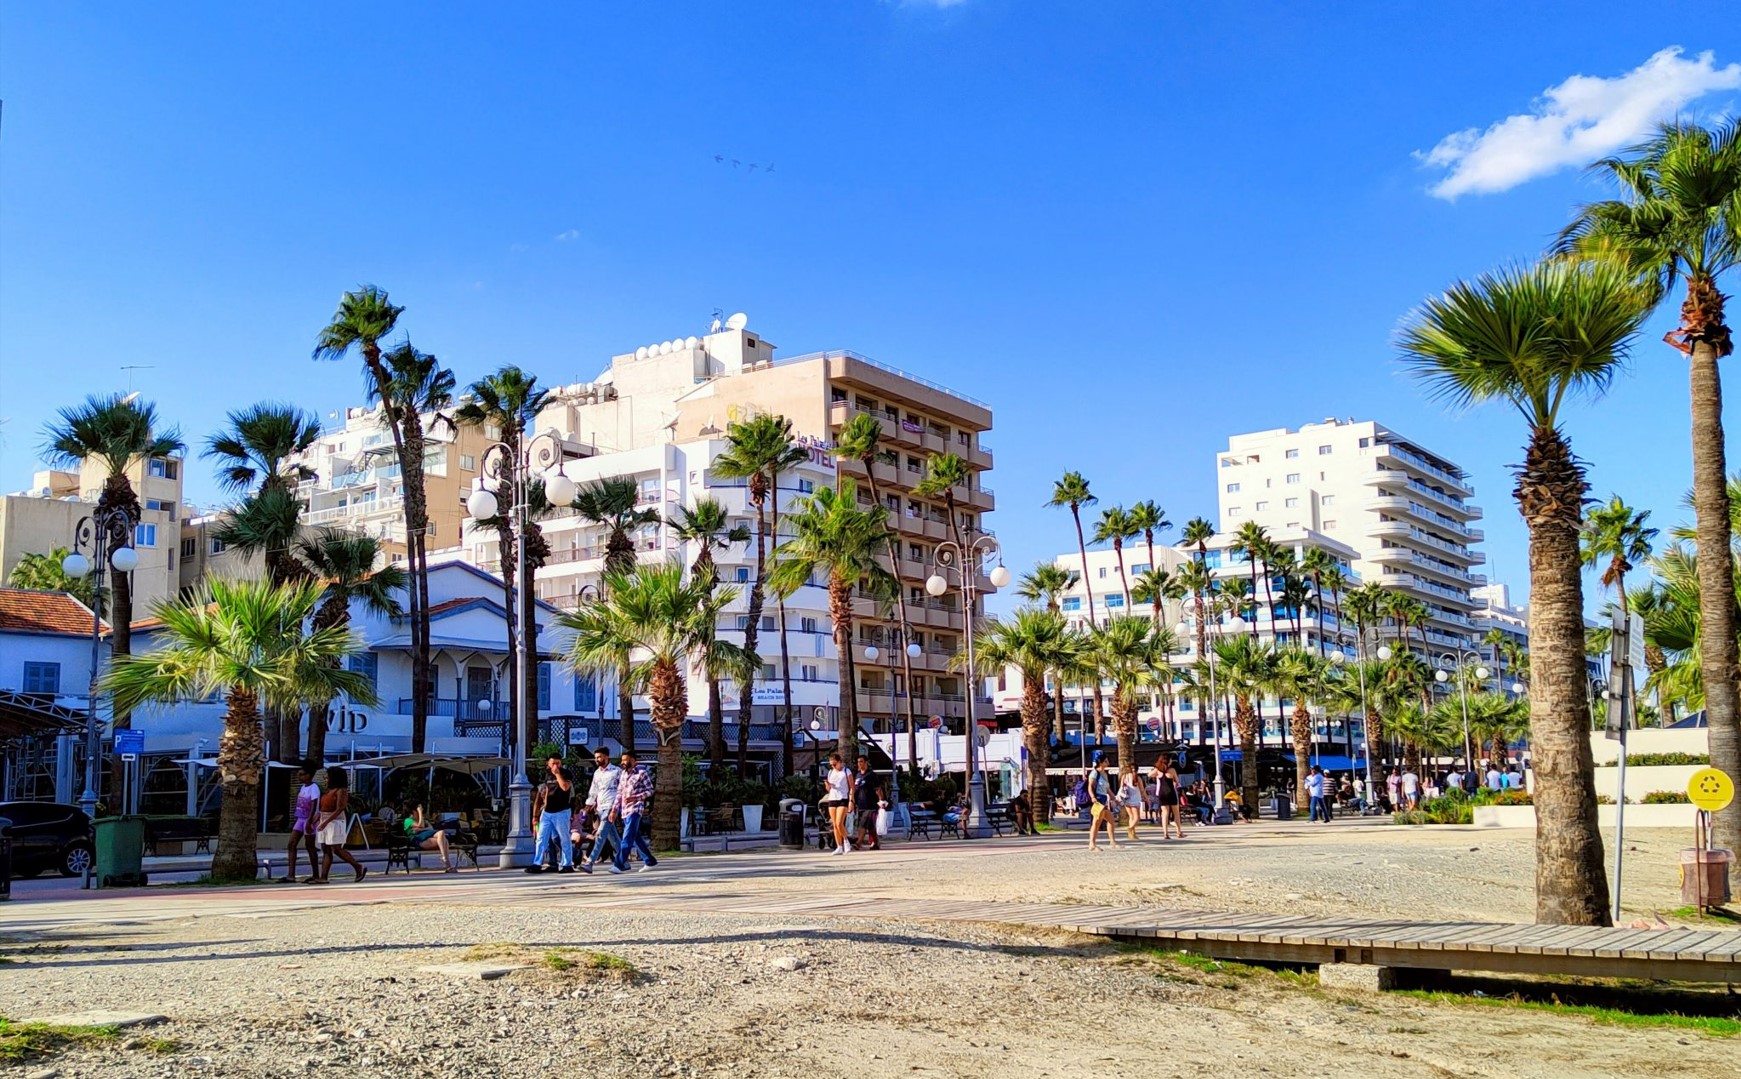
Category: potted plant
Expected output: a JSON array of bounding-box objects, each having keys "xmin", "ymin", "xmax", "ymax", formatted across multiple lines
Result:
[{"xmin": 739, "ymin": 779, "xmax": 770, "ymax": 833}]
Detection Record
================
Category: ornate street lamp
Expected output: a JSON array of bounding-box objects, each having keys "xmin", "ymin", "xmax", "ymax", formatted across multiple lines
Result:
[
  {"xmin": 63, "ymin": 506, "xmax": 137, "ymax": 881},
  {"xmin": 1436, "ymin": 649, "xmax": 1490, "ymax": 774},
  {"xmin": 924, "ymin": 538, "xmax": 1008, "ymax": 838}
]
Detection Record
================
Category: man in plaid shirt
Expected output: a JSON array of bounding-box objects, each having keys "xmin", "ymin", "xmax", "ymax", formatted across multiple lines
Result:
[{"xmin": 611, "ymin": 750, "xmax": 659, "ymax": 874}]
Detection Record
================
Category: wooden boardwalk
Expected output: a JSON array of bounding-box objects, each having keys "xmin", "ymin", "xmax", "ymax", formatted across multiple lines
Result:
[{"xmin": 592, "ymin": 893, "xmax": 1741, "ymax": 984}]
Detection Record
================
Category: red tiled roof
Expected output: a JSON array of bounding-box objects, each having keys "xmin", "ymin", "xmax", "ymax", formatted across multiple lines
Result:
[
  {"xmin": 0, "ymin": 588, "xmax": 106, "ymax": 636},
  {"xmin": 425, "ymin": 598, "xmax": 477, "ymax": 617}
]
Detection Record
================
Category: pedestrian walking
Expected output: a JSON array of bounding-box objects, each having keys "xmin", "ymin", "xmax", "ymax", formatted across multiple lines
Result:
[
  {"xmin": 1386, "ymin": 768, "xmax": 1403, "ymax": 812},
  {"xmin": 1118, "ymin": 765, "xmax": 1145, "ymax": 841},
  {"xmin": 1086, "ymin": 754, "xmax": 1118, "ymax": 850},
  {"xmin": 1401, "ymin": 766, "xmax": 1421, "ymax": 809},
  {"xmin": 1152, "ymin": 760, "xmax": 1184, "ymax": 839},
  {"xmin": 611, "ymin": 751, "xmax": 657, "ymax": 874},
  {"xmin": 1305, "ymin": 765, "xmax": 1329, "ymax": 823},
  {"xmin": 577, "ymin": 746, "xmax": 622, "ymax": 874},
  {"xmin": 850, "ymin": 756, "xmax": 884, "ymax": 851},
  {"xmin": 309, "ymin": 766, "xmax": 366, "ymax": 884},
  {"xmin": 280, "ymin": 761, "xmax": 321, "ymax": 883},
  {"xmin": 822, "ymin": 753, "xmax": 852, "ymax": 855},
  {"xmin": 527, "ymin": 755, "xmax": 575, "ymax": 874}
]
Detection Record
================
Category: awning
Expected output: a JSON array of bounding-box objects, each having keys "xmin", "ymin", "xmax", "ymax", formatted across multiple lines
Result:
[
  {"xmin": 0, "ymin": 691, "xmax": 88, "ymax": 741},
  {"xmin": 351, "ymin": 753, "xmax": 510, "ymax": 775}
]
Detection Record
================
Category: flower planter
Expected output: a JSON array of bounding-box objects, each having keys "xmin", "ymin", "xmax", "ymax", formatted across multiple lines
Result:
[{"xmin": 742, "ymin": 804, "xmax": 764, "ymax": 833}]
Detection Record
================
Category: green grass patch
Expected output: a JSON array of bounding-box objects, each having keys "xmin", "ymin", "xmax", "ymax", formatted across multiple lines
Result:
[
  {"xmin": 1394, "ymin": 981, "xmax": 1741, "ymax": 1037},
  {"xmin": 541, "ymin": 950, "xmax": 575, "ymax": 972},
  {"xmin": 461, "ymin": 942, "xmax": 526, "ymax": 962},
  {"xmin": 141, "ymin": 1037, "xmax": 180, "ymax": 1055},
  {"xmin": 579, "ymin": 951, "xmax": 637, "ymax": 976},
  {"xmin": 1665, "ymin": 905, "xmax": 1741, "ymax": 925},
  {"xmin": 0, "ymin": 1018, "xmax": 117, "ymax": 1063}
]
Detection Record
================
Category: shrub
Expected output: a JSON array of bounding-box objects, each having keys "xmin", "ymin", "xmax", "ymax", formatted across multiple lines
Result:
[
  {"xmin": 1624, "ymin": 752, "xmax": 1709, "ymax": 767},
  {"xmin": 1391, "ymin": 810, "xmax": 1426, "ymax": 826},
  {"xmin": 1642, "ymin": 790, "xmax": 1691, "ymax": 804},
  {"xmin": 1416, "ymin": 794, "xmax": 1475, "ymax": 825},
  {"xmin": 1490, "ymin": 790, "xmax": 1532, "ymax": 806}
]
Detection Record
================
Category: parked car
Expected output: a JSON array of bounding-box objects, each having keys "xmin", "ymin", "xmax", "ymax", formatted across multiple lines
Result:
[{"xmin": 0, "ymin": 801, "xmax": 95, "ymax": 878}]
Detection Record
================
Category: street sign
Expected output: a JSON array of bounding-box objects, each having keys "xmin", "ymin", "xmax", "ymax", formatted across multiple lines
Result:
[
  {"xmin": 1146, "ymin": 717, "xmax": 1162, "ymax": 731},
  {"xmin": 974, "ymin": 727, "xmax": 991, "ymax": 748},
  {"xmin": 566, "ymin": 727, "xmax": 590, "ymax": 746},
  {"xmin": 1604, "ymin": 608, "xmax": 1633, "ymax": 741},
  {"xmin": 928, "ymin": 715, "xmax": 943, "ymax": 729},
  {"xmin": 1687, "ymin": 768, "xmax": 1735, "ymax": 813},
  {"xmin": 114, "ymin": 729, "xmax": 145, "ymax": 760}
]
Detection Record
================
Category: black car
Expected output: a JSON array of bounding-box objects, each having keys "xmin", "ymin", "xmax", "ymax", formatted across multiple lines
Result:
[{"xmin": 0, "ymin": 801, "xmax": 95, "ymax": 878}]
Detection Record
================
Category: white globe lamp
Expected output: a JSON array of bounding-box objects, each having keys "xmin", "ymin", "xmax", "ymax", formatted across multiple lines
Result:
[
  {"xmin": 1435, "ymin": 669, "xmax": 1450, "ymax": 683},
  {"xmin": 864, "ymin": 644, "xmax": 880, "ymax": 661},
  {"xmin": 988, "ymin": 564, "xmax": 1011, "ymax": 588},
  {"xmin": 925, "ymin": 574, "xmax": 948, "ymax": 597},
  {"xmin": 1377, "ymin": 645, "xmax": 1393, "ymax": 661},
  {"xmin": 544, "ymin": 471, "xmax": 577, "ymax": 507},
  {"xmin": 1228, "ymin": 616, "xmax": 1246, "ymax": 632},
  {"xmin": 1512, "ymin": 682, "xmax": 1525, "ymax": 695},
  {"xmin": 109, "ymin": 547, "xmax": 139, "ymax": 573},
  {"xmin": 1329, "ymin": 651, "xmax": 1346, "ymax": 666},
  {"xmin": 61, "ymin": 552, "xmax": 90, "ymax": 578},
  {"xmin": 477, "ymin": 699, "xmax": 492, "ymax": 713},
  {"xmin": 467, "ymin": 488, "xmax": 500, "ymax": 520},
  {"xmin": 1476, "ymin": 666, "xmax": 1491, "ymax": 680},
  {"xmin": 906, "ymin": 642, "xmax": 922, "ymax": 658}
]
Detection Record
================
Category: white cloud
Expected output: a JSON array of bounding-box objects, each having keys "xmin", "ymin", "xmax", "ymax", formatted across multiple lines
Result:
[
  {"xmin": 554, "ymin": 229, "xmax": 581, "ymax": 242},
  {"xmin": 1420, "ymin": 47, "xmax": 1740, "ymax": 199}
]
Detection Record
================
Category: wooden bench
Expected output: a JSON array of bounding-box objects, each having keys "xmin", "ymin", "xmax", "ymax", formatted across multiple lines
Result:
[{"xmin": 145, "ymin": 816, "xmax": 215, "ymax": 855}]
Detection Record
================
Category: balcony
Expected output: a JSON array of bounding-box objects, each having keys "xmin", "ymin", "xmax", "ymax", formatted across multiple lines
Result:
[
  {"xmin": 1370, "ymin": 443, "xmax": 1473, "ymax": 496},
  {"xmin": 303, "ymin": 495, "xmax": 404, "ymax": 525},
  {"xmin": 398, "ymin": 697, "xmax": 506, "ymax": 722},
  {"xmin": 1363, "ymin": 495, "xmax": 1481, "ymax": 538},
  {"xmin": 966, "ymin": 441, "xmax": 994, "ymax": 469},
  {"xmin": 1382, "ymin": 571, "xmax": 1479, "ymax": 607}
]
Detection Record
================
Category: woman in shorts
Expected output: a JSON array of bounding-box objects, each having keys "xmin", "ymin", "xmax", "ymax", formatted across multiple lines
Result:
[
  {"xmin": 309, "ymin": 766, "xmax": 367, "ymax": 884},
  {"xmin": 821, "ymin": 754, "xmax": 852, "ymax": 855}
]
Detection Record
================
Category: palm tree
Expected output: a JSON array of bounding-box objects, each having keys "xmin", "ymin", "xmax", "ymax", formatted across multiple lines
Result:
[
  {"xmin": 971, "ymin": 608, "xmax": 1072, "ymax": 822},
  {"xmin": 7, "ymin": 548, "xmax": 99, "ymax": 612},
  {"xmin": 1016, "ymin": 562, "xmax": 1079, "ymax": 744},
  {"xmin": 711, "ymin": 415, "xmax": 808, "ymax": 773},
  {"xmin": 455, "ymin": 365, "xmax": 550, "ymax": 753},
  {"xmin": 1231, "ymin": 522, "xmax": 1272, "ymax": 638},
  {"xmin": 103, "ymin": 578, "xmax": 374, "ymax": 878},
  {"xmin": 1127, "ymin": 500, "xmax": 1171, "ymax": 581},
  {"xmin": 1466, "ymin": 692, "xmax": 1530, "ymax": 768},
  {"xmin": 768, "ymin": 480, "xmax": 896, "ymax": 768},
  {"xmin": 834, "ymin": 414, "xmax": 922, "ymax": 769},
  {"xmin": 1560, "ymin": 121, "xmax": 1741, "ymax": 853},
  {"xmin": 1048, "ymin": 472, "xmax": 1104, "ymax": 737},
  {"xmin": 1319, "ymin": 562, "xmax": 1349, "ymax": 656},
  {"xmin": 203, "ymin": 403, "xmax": 322, "ymax": 585},
  {"xmin": 1087, "ymin": 616, "xmax": 1166, "ymax": 770},
  {"xmin": 1131, "ymin": 566, "xmax": 1178, "ymax": 632},
  {"xmin": 574, "ymin": 478, "xmax": 659, "ymax": 755},
  {"xmin": 312, "ymin": 288, "xmax": 423, "ymax": 741},
  {"xmin": 671, "ymin": 498, "xmax": 751, "ymax": 773},
  {"xmin": 1400, "ymin": 257, "xmax": 1649, "ymax": 925},
  {"xmin": 295, "ymin": 529, "xmax": 405, "ymax": 767},
  {"xmin": 1214, "ymin": 633, "xmax": 1277, "ymax": 812},
  {"xmin": 41, "ymin": 393, "xmax": 184, "ymax": 799},
  {"xmin": 1092, "ymin": 505, "xmax": 1137, "ymax": 607},
  {"xmin": 1174, "ymin": 558, "xmax": 1217, "ymax": 745},
  {"xmin": 1273, "ymin": 647, "xmax": 1332, "ymax": 797},
  {"xmin": 559, "ymin": 562, "xmax": 747, "ymax": 850},
  {"xmin": 1386, "ymin": 592, "xmax": 1431, "ymax": 669},
  {"xmin": 1581, "ymin": 496, "xmax": 1657, "ymax": 623}
]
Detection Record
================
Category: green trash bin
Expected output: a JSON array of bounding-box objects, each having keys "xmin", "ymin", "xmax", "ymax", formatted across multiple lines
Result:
[{"xmin": 95, "ymin": 816, "xmax": 148, "ymax": 888}]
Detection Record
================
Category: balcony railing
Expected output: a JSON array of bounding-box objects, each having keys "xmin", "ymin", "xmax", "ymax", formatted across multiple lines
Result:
[{"xmin": 399, "ymin": 697, "xmax": 507, "ymax": 721}]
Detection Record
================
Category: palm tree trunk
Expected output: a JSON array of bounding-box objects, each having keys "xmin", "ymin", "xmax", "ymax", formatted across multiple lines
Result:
[
  {"xmin": 103, "ymin": 499, "xmax": 135, "ymax": 810},
  {"xmin": 213, "ymin": 686, "xmax": 265, "ymax": 879},
  {"xmin": 647, "ymin": 660, "xmax": 686, "ymax": 851},
  {"xmin": 771, "ymin": 474, "xmax": 795, "ymax": 779},
  {"xmin": 1520, "ymin": 425, "xmax": 1610, "ymax": 925},
  {"xmin": 1052, "ymin": 680, "xmax": 1066, "ymax": 745},
  {"xmin": 861, "ymin": 460, "xmax": 921, "ymax": 781},
  {"xmin": 1292, "ymin": 701, "xmax": 1312, "ymax": 800},
  {"xmin": 1236, "ymin": 697, "xmax": 1259, "ymax": 813},
  {"xmin": 1071, "ymin": 509, "xmax": 1105, "ymax": 740},
  {"xmin": 1114, "ymin": 696, "xmax": 1136, "ymax": 771},
  {"xmin": 1686, "ymin": 307, "xmax": 1741, "ymax": 854},
  {"xmin": 399, "ymin": 416, "xmax": 433, "ymax": 754},
  {"xmin": 617, "ymin": 661, "xmax": 636, "ymax": 757},
  {"xmin": 832, "ymin": 574, "xmax": 859, "ymax": 767},
  {"xmin": 1195, "ymin": 588, "xmax": 1210, "ymax": 747},
  {"xmin": 738, "ymin": 494, "xmax": 768, "ymax": 775},
  {"xmin": 1023, "ymin": 682, "xmax": 1052, "ymax": 823}
]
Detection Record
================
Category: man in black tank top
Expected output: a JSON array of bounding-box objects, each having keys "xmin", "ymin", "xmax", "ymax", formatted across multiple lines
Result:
[{"xmin": 530, "ymin": 755, "xmax": 575, "ymax": 873}]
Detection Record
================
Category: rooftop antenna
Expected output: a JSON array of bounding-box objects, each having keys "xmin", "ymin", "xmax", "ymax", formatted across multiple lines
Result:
[
  {"xmin": 120, "ymin": 365, "xmax": 154, "ymax": 392},
  {"xmin": 709, "ymin": 307, "xmax": 725, "ymax": 333}
]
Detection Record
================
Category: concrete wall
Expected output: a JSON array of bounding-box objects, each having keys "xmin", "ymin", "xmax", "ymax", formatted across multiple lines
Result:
[
  {"xmin": 1589, "ymin": 727, "xmax": 1708, "ymax": 766},
  {"xmin": 1473, "ymin": 803, "xmax": 1700, "ymax": 829}
]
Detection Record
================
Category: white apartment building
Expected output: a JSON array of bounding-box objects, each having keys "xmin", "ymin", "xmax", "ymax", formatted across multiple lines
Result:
[{"xmin": 1216, "ymin": 419, "xmax": 1486, "ymax": 654}]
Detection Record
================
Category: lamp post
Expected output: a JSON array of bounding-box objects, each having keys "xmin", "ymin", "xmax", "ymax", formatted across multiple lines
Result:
[
  {"xmin": 1435, "ymin": 649, "xmax": 1489, "ymax": 775},
  {"xmin": 862, "ymin": 635, "xmax": 921, "ymax": 810},
  {"xmin": 1332, "ymin": 644, "xmax": 1391, "ymax": 809},
  {"xmin": 467, "ymin": 430, "xmax": 580, "ymax": 868},
  {"xmin": 925, "ymin": 536, "xmax": 1009, "ymax": 839},
  {"xmin": 1178, "ymin": 614, "xmax": 1244, "ymax": 811},
  {"xmin": 62, "ymin": 508, "xmax": 137, "ymax": 829}
]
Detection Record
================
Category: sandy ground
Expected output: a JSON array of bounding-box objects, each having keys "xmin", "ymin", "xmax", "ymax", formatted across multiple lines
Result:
[{"xmin": 0, "ymin": 822, "xmax": 1734, "ymax": 1078}]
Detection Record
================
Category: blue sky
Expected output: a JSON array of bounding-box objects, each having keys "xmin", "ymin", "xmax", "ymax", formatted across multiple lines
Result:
[{"xmin": 2, "ymin": 3, "xmax": 1738, "ymax": 610}]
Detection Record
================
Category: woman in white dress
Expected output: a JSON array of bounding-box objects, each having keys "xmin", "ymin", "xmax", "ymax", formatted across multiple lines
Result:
[{"xmin": 309, "ymin": 766, "xmax": 367, "ymax": 884}]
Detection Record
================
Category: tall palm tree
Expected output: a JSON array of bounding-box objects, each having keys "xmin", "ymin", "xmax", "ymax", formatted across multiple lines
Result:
[
  {"xmin": 1581, "ymin": 496, "xmax": 1657, "ymax": 624},
  {"xmin": 1273, "ymin": 647, "xmax": 1331, "ymax": 797},
  {"xmin": 1319, "ymin": 561, "xmax": 1349, "ymax": 655},
  {"xmin": 312, "ymin": 288, "xmax": 422, "ymax": 741},
  {"xmin": 671, "ymin": 498, "xmax": 751, "ymax": 773},
  {"xmin": 1560, "ymin": 121, "xmax": 1741, "ymax": 852},
  {"xmin": 41, "ymin": 393, "xmax": 184, "ymax": 799},
  {"xmin": 1231, "ymin": 522, "xmax": 1272, "ymax": 638},
  {"xmin": 1131, "ymin": 566, "xmax": 1179, "ymax": 632},
  {"xmin": 1088, "ymin": 616, "xmax": 1166, "ymax": 770},
  {"xmin": 1017, "ymin": 562, "xmax": 1080, "ymax": 744},
  {"xmin": 1048, "ymin": 472, "xmax": 1104, "ymax": 738},
  {"xmin": 1400, "ymin": 257, "xmax": 1649, "ymax": 925},
  {"xmin": 7, "ymin": 548, "xmax": 99, "ymax": 612},
  {"xmin": 768, "ymin": 480, "xmax": 896, "ymax": 768},
  {"xmin": 1092, "ymin": 505, "xmax": 1138, "ymax": 607},
  {"xmin": 455, "ymin": 365, "xmax": 550, "ymax": 753},
  {"xmin": 1466, "ymin": 692, "xmax": 1530, "ymax": 768},
  {"xmin": 969, "ymin": 608, "xmax": 1071, "ymax": 822},
  {"xmin": 295, "ymin": 530, "xmax": 405, "ymax": 767},
  {"xmin": 1127, "ymin": 500, "xmax": 1171, "ymax": 583},
  {"xmin": 834, "ymin": 414, "xmax": 922, "ymax": 769},
  {"xmin": 1214, "ymin": 633, "xmax": 1277, "ymax": 812},
  {"xmin": 711, "ymin": 415, "xmax": 808, "ymax": 773},
  {"xmin": 559, "ymin": 562, "xmax": 747, "ymax": 850},
  {"xmin": 574, "ymin": 478, "xmax": 659, "ymax": 755},
  {"xmin": 1174, "ymin": 558, "xmax": 1216, "ymax": 745},
  {"xmin": 103, "ymin": 578, "xmax": 374, "ymax": 879}
]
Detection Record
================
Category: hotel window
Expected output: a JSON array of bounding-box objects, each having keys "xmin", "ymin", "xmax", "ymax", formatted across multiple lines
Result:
[
  {"xmin": 801, "ymin": 616, "xmax": 818, "ymax": 633},
  {"xmin": 1285, "ymin": 473, "xmax": 1300, "ymax": 484},
  {"xmin": 537, "ymin": 663, "xmax": 551, "ymax": 710},
  {"xmin": 1318, "ymin": 445, "xmax": 1333, "ymax": 455},
  {"xmin": 1321, "ymin": 495, "xmax": 1335, "ymax": 506},
  {"xmin": 802, "ymin": 664, "xmax": 819, "ymax": 681},
  {"xmin": 1284, "ymin": 449, "xmax": 1299, "ymax": 459},
  {"xmin": 23, "ymin": 662, "xmax": 61, "ymax": 695},
  {"xmin": 797, "ymin": 478, "xmax": 815, "ymax": 493},
  {"xmin": 148, "ymin": 458, "xmax": 178, "ymax": 479},
  {"xmin": 1097, "ymin": 567, "xmax": 1108, "ymax": 579},
  {"xmin": 1359, "ymin": 437, "xmax": 1371, "ymax": 448},
  {"xmin": 761, "ymin": 664, "xmax": 777, "ymax": 680},
  {"xmin": 1130, "ymin": 563, "xmax": 1150, "ymax": 575},
  {"xmin": 573, "ymin": 674, "xmax": 597, "ymax": 711},
  {"xmin": 1062, "ymin": 597, "xmax": 1082, "ymax": 612},
  {"xmin": 1227, "ymin": 507, "xmax": 1242, "ymax": 518},
  {"xmin": 210, "ymin": 537, "xmax": 226, "ymax": 555},
  {"xmin": 1225, "ymin": 482, "xmax": 1240, "ymax": 493},
  {"xmin": 133, "ymin": 523, "xmax": 157, "ymax": 547},
  {"xmin": 1284, "ymin": 498, "xmax": 1299, "ymax": 508},
  {"xmin": 762, "ymin": 616, "xmax": 775, "ymax": 631},
  {"xmin": 180, "ymin": 537, "xmax": 196, "ymax": 558},
  {"xmin": 346, "ymin": 653, "xmax": 379, "ymax": 691},
  {"xmin": 460, "ymin": 454, "xmax": 476, "ymax": 470},
  {"xmin": 1105, "ymin": 595, "xmax": 1125, "ymax": 609},
  {"xmin": 1255, "ymin": 501, "xmax": 1269, "ymax": 511}
]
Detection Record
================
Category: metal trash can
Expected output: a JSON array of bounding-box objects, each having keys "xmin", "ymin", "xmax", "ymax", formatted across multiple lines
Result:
[
  {"xmin": 1272, "ymin": 793, "xmax": 1293, "ymax": 821},
  {"xmin": 95, "ymin": 815, "xmax": 148, "ymax": 888},
  {"xmin": 777, "ymin": 798, "xmax": 806, "ymax": 851},
  {"xmin": 0, "ymin": 817, "xmax": 12, "ymax": 901},
  {"xmin": 1680, "ymin": 847, "xmax": 1733, "ymax": 907}
]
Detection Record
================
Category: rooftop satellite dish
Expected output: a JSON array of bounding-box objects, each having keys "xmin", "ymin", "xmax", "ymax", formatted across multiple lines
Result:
[
  {"xmin": 635, "ymin": 346, "xmax": 650, "ymax": 360},
  {"xmin": 725, "ymin": 312, "xmax": 748, "ymax": 331},
  {"xmin": 659, "ymin": 341, "xmax": 674, "ymax": 355},
  {"xmin": 684, "ymin": 336, "xmax": 699, "ymax": 349},
  {"xmin": 710, "ymin": 319, "xmax": 723, "ymax": 333}
]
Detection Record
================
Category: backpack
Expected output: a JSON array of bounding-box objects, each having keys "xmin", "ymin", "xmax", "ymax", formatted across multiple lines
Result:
[{"xmin": 1072, "ymin": 778, "xmax": 1089, "ymax": 805}]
